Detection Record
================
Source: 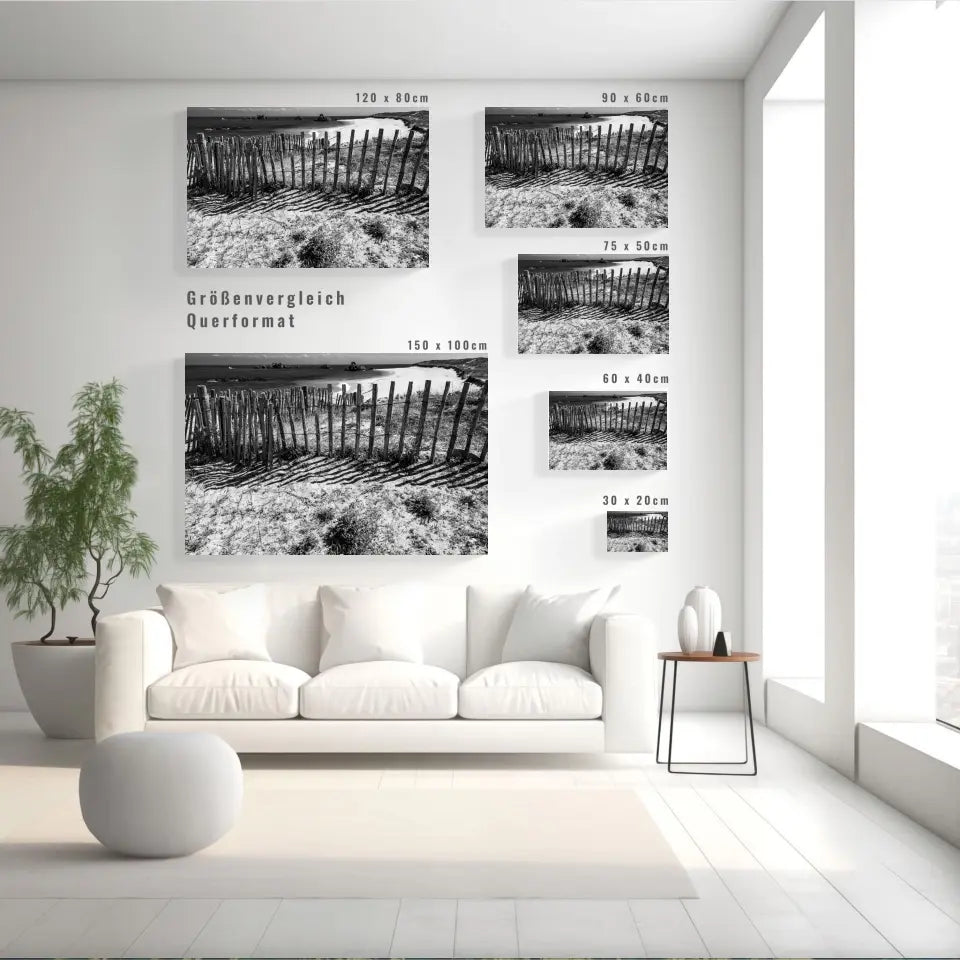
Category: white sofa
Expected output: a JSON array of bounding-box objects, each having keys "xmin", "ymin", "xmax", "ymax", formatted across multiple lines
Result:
[{"xmin": 95, "ymin": 583, "xmax": 658, "ymax": 753}]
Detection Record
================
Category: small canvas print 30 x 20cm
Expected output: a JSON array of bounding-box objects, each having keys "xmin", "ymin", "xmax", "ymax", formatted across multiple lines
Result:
[
  {"xmin": 187, "ymin": 108, "xmax": 429, "ymax": 269},
  {"xmin": 184, "ymin": 354, "xmax": 487, "ymax": 556}
]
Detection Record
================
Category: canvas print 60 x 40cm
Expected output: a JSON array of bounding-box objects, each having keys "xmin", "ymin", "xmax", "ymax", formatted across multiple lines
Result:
[
  {"xmin": 187, "ymin": 109, "xmax": 429, "ymax": 268},
  {"xmin": 485, "ymin": 108, "xmax": 667, "ymax": 229},
  {"xmin": 185, "ymin": 354, "xmax": 487, "ymax": 555}
]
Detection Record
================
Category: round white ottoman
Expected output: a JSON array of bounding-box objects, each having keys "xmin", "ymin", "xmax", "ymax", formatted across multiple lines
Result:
[{"xmin": 79, "ymin": 732, "xmax": 242, "ymax": 858}]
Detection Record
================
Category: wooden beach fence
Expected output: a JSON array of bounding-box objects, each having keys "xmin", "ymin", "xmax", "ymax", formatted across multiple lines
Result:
[
  {"xmin": 485, "ymin": 120, "xmax": 667, "ymax": 176},
  {"xmin": 608, "ymin": 513, "xmax": 667, "ymax": 536},
  {"xmin": 549, "ymin": 397, "xmax": 667, "ymax": 437},
  {"xmin": 185, "ymin": 377, "xmax": 487, "ymax": 470},
  {"xmin": 187, "ymin": 126, "xmax": 429, "ymax": 199},
  {"xmin": 519, "ymin": 264, "xmax": 668, "ymax": 311}
]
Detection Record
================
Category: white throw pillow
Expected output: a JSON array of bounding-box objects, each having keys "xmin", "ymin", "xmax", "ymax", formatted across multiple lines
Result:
[
  {"xmin": 500, "ymin": 585, "xmax": 617, "ymax": 671},
  {"xmin": 157, "ymin": 584, "xmax": 272, "ymax": 669},
  {"xmin": 318, "ymin": 584, "xmax": 424, "ymax": 671}
]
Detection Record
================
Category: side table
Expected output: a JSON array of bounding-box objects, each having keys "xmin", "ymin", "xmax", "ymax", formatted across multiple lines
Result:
[{"xmin": 655, "ymin": 651, "xmax": 760, "ymax": 775}]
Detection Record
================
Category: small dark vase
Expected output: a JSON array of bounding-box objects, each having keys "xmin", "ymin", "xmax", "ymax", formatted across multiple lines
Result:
[{"xmin": 713, "ymin": 631, "xmax": 730, "ymax": 657}]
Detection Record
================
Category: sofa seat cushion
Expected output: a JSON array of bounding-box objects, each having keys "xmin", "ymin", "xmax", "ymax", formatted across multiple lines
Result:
[
  {"xmin": 458, "ymin": 661, "xmax": 602, "ymax": 720},
  {"xmin": 147, "ymin": 660, "xmax": 311, "ymax": 720},
  {"xmin": 300, "ymin": 661, "xmax": 459, "ymax": 720}
]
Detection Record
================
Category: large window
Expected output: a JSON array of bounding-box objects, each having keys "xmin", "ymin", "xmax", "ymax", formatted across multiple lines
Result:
[{"xmin": 762, "ymin": 14, "xmax": 825, "ymax": 684}]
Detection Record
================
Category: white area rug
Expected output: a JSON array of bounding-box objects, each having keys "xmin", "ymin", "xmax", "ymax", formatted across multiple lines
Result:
[{"xmin": 0, "ymin": 786, "xmax": 694, "ymax": 899}]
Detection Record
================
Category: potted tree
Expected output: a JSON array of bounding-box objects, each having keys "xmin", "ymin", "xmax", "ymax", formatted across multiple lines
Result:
[{"xmin": 1, "ymin": 381, "xmax": 156, "ymax": 738}]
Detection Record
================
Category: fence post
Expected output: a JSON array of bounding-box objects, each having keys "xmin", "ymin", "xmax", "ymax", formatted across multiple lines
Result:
[
  {"xmin": 333, "ymin": 131, "xmax": 341, "ymax": 190},
  {"xmin": 383, "ymin": 380, "xmax": 395, "ymax": 458},
  {"xmin": 429, "ymin": 381, "xmax": 450, "ymax": 462},
  {"xmin": 411, "ymin": 380, "xmax": 431, "ymax": 461},
  {"xmin": 381, "ymin": 129, "xmax": 400, "ymax": 195},
  {"xmin": 397, "ymin": 381, "xmax": 414, "ymax": 458},
  {"xmin": 394, "ymin": 129, "xmax": 416, "ymax": 195},
  {"xmin": 368, "ymin": 129, "xmax": 384, "ymax": 192},
  {"xmin": 367, "ymin": 383, "xmax": 378, "ymax": 458},
  {"xmin": 350, "ymin": 384, "xmax": 360, "ymax": 453},
  {"xmin": 357, "ymin": 129, "xmax": 370, "ymax": 191},
  {"xmin": 326, "ymin": 384, "xmax": 334, "ymax": 453},
  {"xmin": 446, "ymin": 382, "xmax": 471, "ymax": 462},
  {"xmin": 407, "ymin": 130, "xmax": 429, "ymax": 193},
  {"xmin": 461, "ymin": 381, "xmax": 488, "ymax": 458},
  {"xmin": 345, "ymin": 129, "xmax": 355, "ymax": 190}
]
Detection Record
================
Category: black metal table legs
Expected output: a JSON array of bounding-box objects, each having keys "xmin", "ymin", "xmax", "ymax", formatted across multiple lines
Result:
[{"xmin": 655, "ymin": 660, "xmax": 758, "ymax": 775}]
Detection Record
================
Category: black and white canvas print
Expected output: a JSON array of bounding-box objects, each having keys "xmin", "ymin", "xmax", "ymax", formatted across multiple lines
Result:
[
  {"xmin": 184, "ymin": 354, "xmax": 487, "ymax": 555},
  {"xmin": 485, "ymin": 108, "xmax": 668, "ymax": 229},
  {"xmin": 518, "ymin": 254, "xmax": 669, "ymax": 354},
  {"xmin": 187, "ymin": 108, "xmax": 429, "ymax": 268},
  {"xmin": 607, "ymin": 511, "xmax": 668, "ymax": 553},
  {"xmin": 548, "ymin": 391, "xmax": 667, "ymax": 471}
]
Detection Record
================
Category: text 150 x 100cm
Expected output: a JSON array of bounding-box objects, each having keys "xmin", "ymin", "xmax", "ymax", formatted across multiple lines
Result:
[{"xmin": 186, "ymin": 290, "xmax": 345, "ymax": 308}]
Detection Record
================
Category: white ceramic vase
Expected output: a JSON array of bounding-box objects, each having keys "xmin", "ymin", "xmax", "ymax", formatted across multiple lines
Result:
[
  {"xmin": 684, "ymin": 586, "xmax": 721, "ymax": 653},
  {"xmin": 677, "ymin": 605, "xmax": 698, "ymax": 654}
]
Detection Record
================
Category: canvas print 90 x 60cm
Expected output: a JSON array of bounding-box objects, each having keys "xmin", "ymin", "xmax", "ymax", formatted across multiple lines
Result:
[
  {"xmin": 185, "ymin": 354, "xmax": 487, "ymax": 556},
  {"xmin": 187, "ymin": 108, "xmax": 429, "ymax": 269},
  {"xmin": 485, "ymin": 108, "xmax": 668, "ymax": 229}
]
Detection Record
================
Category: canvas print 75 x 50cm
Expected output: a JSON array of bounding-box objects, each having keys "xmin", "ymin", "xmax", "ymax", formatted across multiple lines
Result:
[
  {"xmin": 187, "ymin": 108, "xmax": 429, "ymax": 268},
  {"xmin": 185, "ymin": 354, "xmax": 487, "ymax": 556}
]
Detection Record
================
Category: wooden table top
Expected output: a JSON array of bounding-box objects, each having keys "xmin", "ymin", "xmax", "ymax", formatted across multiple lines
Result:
[{"xmin": 658, "ymin": 651, "xmax": 760, "ymax": 663}]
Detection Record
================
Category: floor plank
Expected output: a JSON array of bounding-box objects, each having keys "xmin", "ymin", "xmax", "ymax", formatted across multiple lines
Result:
[
  {"xmin": 253, "ymin": 898, "xmax": 400, "ymax": 958},
  {"xmin": 186, "ymin": 898, "xmax": 280, "ymax": 957},
  {"xmin": 740, "ymin": 784, "xmax": 960, "ymax": 957},
  {"xmin": 629, "ymin": 899, "xmax": 707, "ymax": 958},
  {"xmin": 635, "ymin": 786, "xmax": 773, "ymax": 958},
  {"xmin": 454, "ymin": 898, "xmax": 519, "ymax": 958},
  {"xmin": 123, "ymin": 898, "xmax": 221, "ymax": 957},
  {"xmin": 390, "ymin": 898, "xmax": 457, "ymax": 958},
  {"xmin": 516, "ymin": 899, "xmax": 646, "ymax": 959},
  {"xmin": 0, "ymin": 899, "xmax": 113, "ymax": 959},
  {"xmin": 702, "ymin": 783, "xmax": 897, "ymax": 958},
  {"xmin": 0, "ymin": 901, "xmax": 55, "ymax": 953}
]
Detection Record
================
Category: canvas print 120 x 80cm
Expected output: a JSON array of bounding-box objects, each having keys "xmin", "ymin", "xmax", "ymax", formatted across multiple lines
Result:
[
  {"xmin": 187, "ymin": 108, "xmax": 429, "ymax": 269},
  {"xmin": 185, "ymin": 354, "xmax": 487, "ymax": 556}
]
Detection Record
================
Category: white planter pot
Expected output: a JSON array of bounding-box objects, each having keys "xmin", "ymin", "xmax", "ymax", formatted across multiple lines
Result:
[
  {"xmin": 677, "ymin": 605, "xmax": 699, "ymax": 654},
  {"xmin": 683, "ymin": 586, "xmax": 721, "ymax": 653},
  {"xmin": 11, "ymin": 640, "xmax": 96, "ymax": 739}
]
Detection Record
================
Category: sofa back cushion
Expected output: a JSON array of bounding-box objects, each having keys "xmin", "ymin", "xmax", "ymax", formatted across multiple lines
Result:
[
  {"xmin": 466, "ymin": 585, "xmax": 525, "ymax": 675},
  {"xmin": 158, "ymin": 582, "xmax": 467, "ymax": 678}
]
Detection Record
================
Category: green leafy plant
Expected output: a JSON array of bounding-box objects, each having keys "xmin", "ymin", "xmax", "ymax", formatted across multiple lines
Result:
[{"xmin": 0, "ymin": 380, "xmax": 157, "ymax": 641}]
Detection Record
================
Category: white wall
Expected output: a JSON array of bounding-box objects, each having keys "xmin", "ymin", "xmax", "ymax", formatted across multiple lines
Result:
[{"xmin": 0, "ymin": 77, "xmax": 744, "ymax": 712}]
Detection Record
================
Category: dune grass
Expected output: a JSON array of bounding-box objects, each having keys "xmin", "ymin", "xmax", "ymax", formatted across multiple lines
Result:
[
  {"xmin": 184, "ymin": 479, "xmax": 487, "ymax": 556},
  {"xmin": 519, "ymin": 305, "xmax": 668, "ymax": 355},
  {"xmin": 186, "ymin": 208, "xmax": 427, "ymax": 269},
  {"xmin": 485, "ymin": 181, "xmax": 666, "ymax": 229},
  {"xmin": 549, "ymin": 435, "xmax": 667, "ymax": 471},
  {"xmin": 607, "ymin": 533, "xmax": 668, "ymax": 553}
]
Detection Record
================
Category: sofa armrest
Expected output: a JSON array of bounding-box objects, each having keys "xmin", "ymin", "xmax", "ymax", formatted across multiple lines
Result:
[
  {"xmin": 95, "ymin": 609, "xmax": 174, "ymax": 741},
  {"xmin": 589, "ymin": 613, "xmax": 658, "ymax": 752}
]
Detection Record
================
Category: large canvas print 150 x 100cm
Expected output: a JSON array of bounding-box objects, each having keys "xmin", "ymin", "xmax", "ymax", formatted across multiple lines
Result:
[
  {"xmin": 485, "ymin": 108, "xmax": 667, "ymax": 229},
  {"xmin": 184, "ymin": 354, "xmax": 487, "ymax": 556},
  {"xmin": 519, "ymin": 254, "xmax": 668, "ymax": 355},
  {"xmin": 187, "ymin": 108, "xmax": 429, "ymax": 269},
  {"xmin": 607, "ymin": 511, "xmax": 668, "ymax": 553},
  {"xmin": 548, "ymin": 391, "xmax": 667, "ymax": 471}
]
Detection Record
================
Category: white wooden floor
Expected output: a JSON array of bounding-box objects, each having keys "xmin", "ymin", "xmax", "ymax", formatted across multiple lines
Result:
[{"xmin": 1, "ymin": 712, "xmax": 960, "ymax": 958}]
